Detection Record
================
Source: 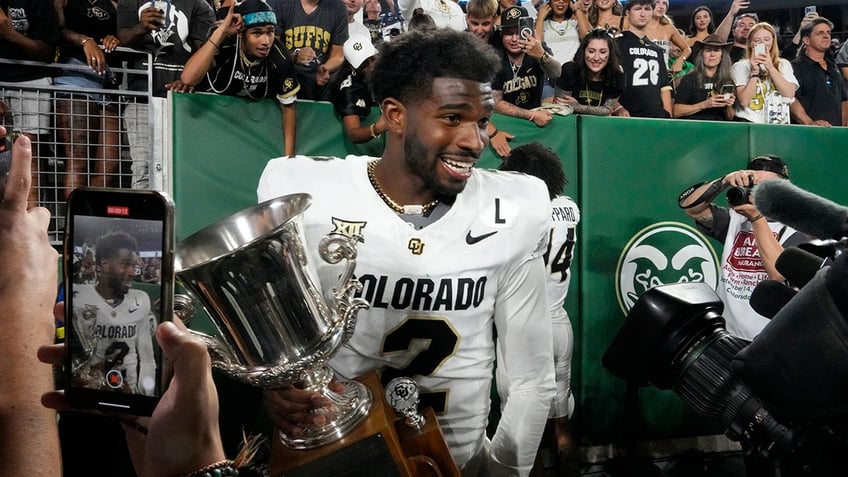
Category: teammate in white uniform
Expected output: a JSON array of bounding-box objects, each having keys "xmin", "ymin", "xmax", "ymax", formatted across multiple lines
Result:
[
  {"xmin": 259, "ymin": 29, "xmax": 556, "ymax": 476},
  {"xmin": 71, "ymin": 231, "xmax": 156, "ymax": 395},
  {"xmin": 497, "ymin": 142, "xmax": 580, "ymax": 476}
]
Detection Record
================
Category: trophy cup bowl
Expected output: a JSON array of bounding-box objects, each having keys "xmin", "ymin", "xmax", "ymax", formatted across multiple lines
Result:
[{"xmin": 174, "ymin": 193, "xmax": 371, "ymax": 449}]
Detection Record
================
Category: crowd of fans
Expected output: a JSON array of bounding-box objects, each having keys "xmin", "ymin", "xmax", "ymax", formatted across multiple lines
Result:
[
  {"xmin": 1, "ymin": 0, "xmax": 845, "ymax": 215},
  {"xmin": 3, "ymin": 0, "xmax": 846, "ymax": 198}
]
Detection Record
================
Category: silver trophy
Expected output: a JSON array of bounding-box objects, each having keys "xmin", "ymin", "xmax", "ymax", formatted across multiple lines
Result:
[{"xmin": 174, "ymin": 193, "xmax": 371, "ymax": 449}]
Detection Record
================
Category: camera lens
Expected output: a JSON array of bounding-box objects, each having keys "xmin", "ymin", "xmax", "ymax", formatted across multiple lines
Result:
[{"xmin": 726, "ymin": 186, "xmax": 750, "ymax": 207}]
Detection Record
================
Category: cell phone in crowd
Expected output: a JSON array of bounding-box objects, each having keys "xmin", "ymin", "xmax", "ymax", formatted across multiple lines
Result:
[
  {"xmin": 753, "ymin": 43, "xmax": 766, "ymax": 57},
  {"xmin": 64, "ymin": 188, "xmax": 175, "ymax": 416},
  {"xmin": 216, "ymin": 5, "xmax": 231, "ymax": 20},
  {"xmin": 720, "ymin": 84, "xmax": 735, "ymax": 95},
  {"xmin": 519, "ymin": 17, "xmax": 535, "ymax": 40},
  {"xmin": 0, "ymin": 132, "xmax": 23, "ymax": 193},
  {"xmin": 804, "ymin": 5, "xmax": 816, "ymax": 16}
]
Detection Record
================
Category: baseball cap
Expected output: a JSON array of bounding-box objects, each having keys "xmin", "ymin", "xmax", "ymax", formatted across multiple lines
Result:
[
  {"xmin": 500, "ymin": 6, "xmax": 528, "ymax": 28},
  {"xmin": 236, "ymin": 0, "xmax": 277, "ymax": 28},
  {"xmin": 344, "ymin": 35, "xmax": 378, "ymax": 69},
  {"xmin": 748, "ymin": 154, "xmax": 789, "ymax": 179}
]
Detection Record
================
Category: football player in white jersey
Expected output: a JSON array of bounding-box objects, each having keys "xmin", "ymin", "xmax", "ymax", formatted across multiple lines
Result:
[
  {"xmin": 259, "ymin": 28, "xmax": 556, "ymax": 476},
  {"xmin": 71, "ymin": 231, "xmax": 157, "ymax": 395},
  {"xmin": 498, "ymin": 142, "xmax": 581, "ymax": 476}
]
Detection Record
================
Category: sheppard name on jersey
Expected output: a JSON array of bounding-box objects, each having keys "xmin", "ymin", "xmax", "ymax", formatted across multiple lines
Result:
[
  {"xmin": 357, "ymin": 274, "xmax": 487, "ymax": 311},
  {"xmin": 502, "ymin": 75, "xmax": 538, "ymax": 94},
  {"xmin": 95, "ymin": 324, "xmax": 137, "ymax": 339},
  {"xmin": 629, "ymin": 47, "xmax": 659, "ymax": 58},
  {"xmin": 552, "ymin": 205, "xmax": 577, "ymax": 222}
]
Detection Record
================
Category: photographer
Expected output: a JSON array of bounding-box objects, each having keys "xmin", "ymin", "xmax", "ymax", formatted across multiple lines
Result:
[{"xmin": 677, "ymin": 155, "xmax": 806, "ymax": 341}]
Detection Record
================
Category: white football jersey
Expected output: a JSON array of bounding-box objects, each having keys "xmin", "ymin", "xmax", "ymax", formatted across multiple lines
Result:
[
  {"xmin": 545, "ymin": 195, "xmax": 580, "ymax": 322},
  {"xmin": 72, "ymin": 285, "xmax": 156, "ymax": 394},
  {"xmin": 258, "ymin": 155, "xmax": 556, "ymax": 474}
]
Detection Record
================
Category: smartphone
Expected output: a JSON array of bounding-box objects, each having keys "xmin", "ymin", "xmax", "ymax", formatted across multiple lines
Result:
[
  {"xmin": 215, "ymin": 5, "xmax": 230, "ymax": 20},
  {"xmin": 519, "ymin": 17, "xmax": 535, "ymax": 40},
  {"xmin": 753, "ymin": 43, "xmax": 766, "ymax": 56},
  {"xmin": 804, "ymin": 5, "xmax": 816, "ymax": 16},
  {"xmin": 0, "ymin": 132, "xmax": 22, "ymax": 192},
  {"xmin": 64, "ymin": 188, "xmax": 175, "ymax": 416},
  {"xmin": 720, "ymin": 84, "xmax": 735, "ymax": 95}
]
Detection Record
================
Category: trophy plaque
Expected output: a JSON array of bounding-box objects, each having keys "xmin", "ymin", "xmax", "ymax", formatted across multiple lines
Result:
[{"xmin": 270, "ymin": 372, "xmax": 460, "ymax": 477}]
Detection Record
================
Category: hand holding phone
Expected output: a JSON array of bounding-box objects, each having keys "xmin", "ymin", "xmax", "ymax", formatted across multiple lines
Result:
[
  {"xmin": 519, "ymin": 17, "xmax": 535, "ymax": 40},
  {"xmin": 0, "ymin": 132, "xmax": 19, "ymax": 192},
  {"xmin": 64, "ymin": 188, "xmax": 174, "ymax": 416}
]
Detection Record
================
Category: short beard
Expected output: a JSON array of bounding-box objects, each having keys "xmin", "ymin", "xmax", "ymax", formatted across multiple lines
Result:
[{"xmin": 403, "ymin": 135, "xmax": 464, "ymax": 197}]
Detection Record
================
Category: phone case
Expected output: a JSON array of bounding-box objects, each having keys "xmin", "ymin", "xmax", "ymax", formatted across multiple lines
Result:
[{"xmin": 63, "ymin": 187, "xmax": 174, "ymax": 416}]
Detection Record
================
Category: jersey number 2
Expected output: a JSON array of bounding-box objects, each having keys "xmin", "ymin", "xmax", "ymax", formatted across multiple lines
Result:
[{"xmin": 380, "ymin": 316, "xmax": 459, "ymax": 413}]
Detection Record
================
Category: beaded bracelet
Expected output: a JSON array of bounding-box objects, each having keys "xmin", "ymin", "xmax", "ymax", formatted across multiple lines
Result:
[{"xmin": 181, "ymin": 460, "xmax": 239, "ymax": 477}]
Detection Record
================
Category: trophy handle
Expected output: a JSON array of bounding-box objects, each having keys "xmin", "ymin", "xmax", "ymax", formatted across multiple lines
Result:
[{"xmin": 318, "ymin": 233, "xmax": 370, "ymax": 343}]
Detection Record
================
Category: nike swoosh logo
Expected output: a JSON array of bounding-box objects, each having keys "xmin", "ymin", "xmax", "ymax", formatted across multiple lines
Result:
[
  {"xmin": 466, "ymin": 230, "xmax": 498, "ymax": 245},
  {"xmin": 129, "ymin": 307, "xmax": 139, "ymax": 313}
]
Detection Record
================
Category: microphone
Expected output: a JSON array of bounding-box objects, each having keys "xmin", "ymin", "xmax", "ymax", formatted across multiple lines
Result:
[
  {"xmin": 749, "ymin": 279, "xmax": 797, "ymax": 319},
  {"xmin": 753, "ymin": 180, "xmax": 848, "ymax": 240},
  {"xmin": 775, "ymin": 247, "xmax": 830, "ymax": 289}
]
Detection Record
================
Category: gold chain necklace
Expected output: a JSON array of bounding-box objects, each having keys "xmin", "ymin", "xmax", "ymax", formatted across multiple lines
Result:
[
  {"xmin": 367, "ymin": 160, "xmax": 439, "ymax": 215},
  {"xmin": 582, "ymin": 86, "xmax": 603, "ymax": 106}
]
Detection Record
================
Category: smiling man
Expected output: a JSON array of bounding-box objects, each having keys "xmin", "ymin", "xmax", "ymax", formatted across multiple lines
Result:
[
  {"xmin": 258, "ymin": 28, "xmax": 556, "ymax": 476},
  {"xmin": 70, "ymin": 231, "xmax": 156, "ymax": 396}
]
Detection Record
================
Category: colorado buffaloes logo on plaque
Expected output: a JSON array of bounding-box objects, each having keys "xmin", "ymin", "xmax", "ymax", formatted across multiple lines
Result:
[{"xmin": 615, "ymin": 221, "xmax": 719, "ymax": 315}]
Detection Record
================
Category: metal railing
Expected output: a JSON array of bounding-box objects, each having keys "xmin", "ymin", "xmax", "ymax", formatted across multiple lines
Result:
[{"xmin": 1, "ymin": 47, "xmax": 153, "ymax": 245}]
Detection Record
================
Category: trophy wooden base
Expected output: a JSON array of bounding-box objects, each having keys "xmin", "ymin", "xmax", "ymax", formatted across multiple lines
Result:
[{"xmin": 269, "ymin": 371, "xmax": 460, "ymax": 477}]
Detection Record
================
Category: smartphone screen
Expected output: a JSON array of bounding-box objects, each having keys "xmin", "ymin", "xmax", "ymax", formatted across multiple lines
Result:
[{"xmin": 64, "ymin": 188, "xmax": 174, "ymax": 416}]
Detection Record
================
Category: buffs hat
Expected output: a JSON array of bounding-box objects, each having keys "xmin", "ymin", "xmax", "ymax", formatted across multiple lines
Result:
[
  {"xmin": 695, "ymin": 34, "xmax": 731, "ymax": 49},
  {"xmin": 344, "ymin": 35, "xmax": 378, "ymax": 69},
  {"xmin": 236, "ymin": 0, "xmax": 277, "ymax": 27},
  {"xmin": 748, "ymin": 154, "xmax": 789, "ymax": 179},
  {"xmin": 500, "ymin": 6, "xmax": 528, "ymax": 28}
]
